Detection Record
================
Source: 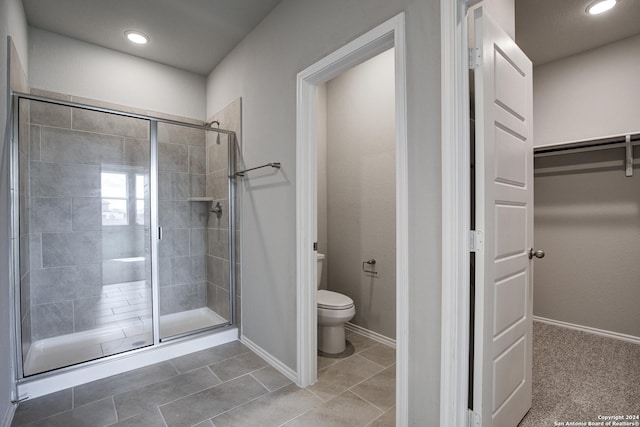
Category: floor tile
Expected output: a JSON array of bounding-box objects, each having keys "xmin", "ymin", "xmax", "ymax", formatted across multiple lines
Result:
[
  {"xmin": 351, "ymin": 365, "xmax": 396, "ymax": 411},
  {"xmin": 308, "ymin": 355, "xmax": 384, "ymax": 401},
  {"xmin": 317, "ymin": 355, "xmax": 339, "ymax": 370},
  {"xmin": 114, "ymin": 367, "xmax": 221, "ymax": 420},
  {"xmin": 192, "ymin": 421, "xmax": 214, "ymax": 427},
  {"xmin": 105, "ymin": 408, "xmax": 166, "ymax": 427},
  {"xmin": 159, "ymin": 375, "xmax": 268, "ymax": 427},
  {"xmin": 209, "ymin": 351, "xmax": 267, "ymax": 382},
  {"xmin": 283, "ymin": 391, "xmax": 382, "ymax": 427},
  {"xmin": 170, "ymin": 341, "xmax": 249, "ymax": 373},
  {"xmin": 359, "ymin": 344, "xmax": 396, "ymax": 368},
  {"xmin": 30, "ymin": 397, "xmax": 117, "ymax": 427},
  {"xmin": 74, "ymin": 362, "xmax": 178, "ymax": 407},
  {"xmin": 367, "ymin": 407, "xmax": 396, "ymax": 426},
  {"xmin": 346, "ymin": 332, "xmax": 379, "ymax": 353},
  {"xmin": 211, "ymin": 383, "xmax": 321, "ymax": 427},
  {"xmin": 250, "ymin": 365, "xmax": 293, "ymax": 392},
  {"xmin": 11, "ymin": 389, "xmax": 72, "ymax": 426}
]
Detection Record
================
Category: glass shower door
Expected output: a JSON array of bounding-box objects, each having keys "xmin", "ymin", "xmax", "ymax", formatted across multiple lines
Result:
[
  {"xmin": 19, "ymin": 98, "xmax": 153, "ymax": 376},
  {"xmin": 156, "ymin": 122, "xmax": 231, "ymax": 339}
]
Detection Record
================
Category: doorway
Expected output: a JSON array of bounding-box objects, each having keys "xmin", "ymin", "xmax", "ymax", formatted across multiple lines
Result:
[{"xmin": 295, "ymin": 12, "xmax": 409, "ymax": 425}]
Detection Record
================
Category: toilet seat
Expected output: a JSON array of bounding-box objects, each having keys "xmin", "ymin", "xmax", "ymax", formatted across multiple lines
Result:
[{"xmin": 317, "ymin": 290, "xmax": 354, "ymax": 310}]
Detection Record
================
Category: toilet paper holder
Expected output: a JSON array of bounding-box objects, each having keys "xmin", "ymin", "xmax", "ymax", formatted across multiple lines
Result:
[{"xmin": 362, "ymin": 259, "xmax": 377, "ymax": 275}]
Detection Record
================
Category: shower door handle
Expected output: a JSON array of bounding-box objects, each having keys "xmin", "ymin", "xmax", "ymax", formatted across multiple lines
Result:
[{"xmin": 158, "ymin": 227, "xmax": 163, "ymax": 240}]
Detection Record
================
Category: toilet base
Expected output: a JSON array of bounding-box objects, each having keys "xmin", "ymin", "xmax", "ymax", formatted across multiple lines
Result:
[{"xmin": 318, "ymin": 324, "xmax": 347, "ymax": 354}]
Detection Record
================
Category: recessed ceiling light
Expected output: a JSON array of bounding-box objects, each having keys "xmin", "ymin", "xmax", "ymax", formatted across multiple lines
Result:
[
  {"xmin": 586, "ymin": 0, "xmax": 617, "ymax": 15},
  {"xmin": 125, "ymin": 30, "xmax": 149, "ymax": 45}
]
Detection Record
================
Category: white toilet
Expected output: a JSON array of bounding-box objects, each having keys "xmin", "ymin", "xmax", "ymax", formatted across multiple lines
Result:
[{"xmin": 316, "ymin": 253, "xmax": 356, "ymax": 354}]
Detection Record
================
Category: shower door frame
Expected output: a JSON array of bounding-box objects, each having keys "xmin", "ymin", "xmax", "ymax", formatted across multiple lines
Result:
[{"xmin": 10, "ymin": 92, "xmax": 238, "ymax": 384}]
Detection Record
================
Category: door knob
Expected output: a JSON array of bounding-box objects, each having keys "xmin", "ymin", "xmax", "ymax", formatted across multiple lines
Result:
[{"xmin": 528, "ymin": 248, "xmax": 545, "ymax": 259}]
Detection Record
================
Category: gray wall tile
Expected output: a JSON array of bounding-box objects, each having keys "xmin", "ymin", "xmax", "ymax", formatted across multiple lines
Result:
[
  {"xmin": 73, "ymin": 108, "xmax": 149, "ymax": 139},
  {"xmin": 173, "ymin": 173, "xmax": 190, "ymax": 200},
  {"xmin": 31, "ymin": 264, "xmax": 102, "ymax": 305},
  {"xmin": 159, "ymin": 172, "xmax": 174, "ymax": 201},
  {"xmin": 72, "ymin": 197, "xmax": 101, "ymax": 231},
  {"xmin": 41, "ymin": 127, "xmax": 124, "ymax": 165},
  {"xmin": 208, "ymin": 228, "xmax": 229, "ymax": 259},
  {"xmin": 42, "ymin": 231, "xmax": 101, "ymax": 268},
  {"xmin": 158, "ymin": 123, "xmax": 205, "ymax": 147},
  {"xmin": 30, "ymin": 124, "xmax": 41, "ymax": 161},
  {"xmin": 31, "ymin": 197, "xmax": 72, "ymax": 232},
  {"xmin": 160, "ymin": 282, "xmax": 206, "ymax": 315},
  {"xmin": 175, "ymin": 202, "xmax": 191, "ymax": 228},
  {"xmin": 174, "ymin": 229, "xmax": 190, "ymax": 258},
  {"xmin": 189, "ymin": 146, "xmax": 206, "ymax": 174},
  {"xmin": 190, "ymin": 229, "xmax": 206, "ymax": 255},
  {"xmin": 159, "ymin": 258, "xmax": 174, "ymax": 287},
  {"xmin": 159, "ymin": 143, "xmax": 188, "ymax": 172},
  {"xmin": 30, "ymin": 233, "xmax": 42, "ymax": 270},
  {"xmin": 30, "ymin": 100, "xmax": 72, "ymax": 128},
  {"xmin": 159, "ymin": 202, "xmax": 176, "ymax": 227},
  {"xmin": 123, "ymin": 138, "xmax": 150, "ymax": 167},
  {"xmin": 158, "ymin": 228, "xmax": 175, "ymax": 259},
  {"xmin": 31, "ymin": 162, "xmax": 100, "ymax": 197},
  {"xmin": 191, "ymin": 174, "xmax": 205, "ymax": 198},
  {"xmin": 207, "ymin": 138, "xmax": 228, "ymax": 173},
  {"xmin": 32, "ymin": 301, "xmax": 74, "ymax": 340}
]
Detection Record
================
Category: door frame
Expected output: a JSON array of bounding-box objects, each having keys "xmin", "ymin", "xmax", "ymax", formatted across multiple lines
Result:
[
  {"xmin": 440, "ymin": 0, "xmax": 476, "ymax": 426},
  {"xmin": 295, "ymin": 12, "xmax": 409, "ymax": 424}
]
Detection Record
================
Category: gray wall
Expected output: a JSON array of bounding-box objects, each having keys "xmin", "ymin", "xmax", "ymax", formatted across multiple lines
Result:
[
  {"xmin": 28, "ymin": 27, "xmax": 206, "ymax": 121},
  {"xmin": 533, "ymin": 34, "xmax": 640, "ymax": 146},
  {"xmin": 324, "ymin": 49, "xmax": 396, "ymax": 339},
  {"xmin": 534, "ymin": 150, "xmax": 640, "ymax": 337},
  {"xmin": 206, "ymin": 0, "xmax": 442, "ymax": 422},
  {"xmin": 316, "ymin": 85, "xmax": 328, "ymax": 290}
]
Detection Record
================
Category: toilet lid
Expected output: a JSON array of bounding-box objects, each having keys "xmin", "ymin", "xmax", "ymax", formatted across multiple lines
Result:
[{"xmin": 317, "ymin": 290, "xmax": 354, "ymax": 309}]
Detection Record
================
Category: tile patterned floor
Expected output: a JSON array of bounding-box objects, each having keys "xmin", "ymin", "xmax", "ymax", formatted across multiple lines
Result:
[{"xmin": 12, "ymin": 331, "xmax": 396, "ymax": 427}]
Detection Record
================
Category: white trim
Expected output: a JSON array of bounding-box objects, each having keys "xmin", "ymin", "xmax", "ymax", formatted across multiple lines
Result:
[
  {"xmin": 345, "ymin": 323, "xmax": 396, "ymax": 348},
  {"xmin": 240, "ymin": 335, "xmax": 297, "ymax": 383},
  {"xmin": 1, "ymin": 404, "xmax": 16, "ymax": 427},
  {"xmin": 17, "ymin": 328, "xmax": 237, "ymax": 400},
  {"xmin": 440, "ymin": 1, "xmax": 472, "ymax": 427},
  {"xmin": 533, "ymin": 316, "xmax": 640, "ymax": 345},
  {"xmin": 296, "ymin": 12, "xmax": 408, "ymax": 426}
]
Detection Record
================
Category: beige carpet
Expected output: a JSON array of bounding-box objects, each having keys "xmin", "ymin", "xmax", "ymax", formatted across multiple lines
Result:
[{"xmin": 519, "ymin": 322, "xmax": 640, "ymax": 426}]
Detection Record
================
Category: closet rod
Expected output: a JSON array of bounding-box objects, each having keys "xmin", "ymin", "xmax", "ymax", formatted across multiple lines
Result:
[{"xmin": 534, "ymin": 133, "xmax": 640, "ymax": 158}]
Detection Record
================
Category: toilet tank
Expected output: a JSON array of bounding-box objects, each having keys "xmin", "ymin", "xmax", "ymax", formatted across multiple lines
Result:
[{"xmin": 316, "ymin": 253, "xmax": 325, "ymax": 289}]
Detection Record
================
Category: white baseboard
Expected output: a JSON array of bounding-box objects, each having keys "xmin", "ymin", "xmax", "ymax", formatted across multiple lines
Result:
[
  {"xmin": 1, "ymin": 403, "xmax": 16, "ymax": 427},
  {"xmin": 533, "ymin": 316, "xmax": 640, "ymax": 345},
  {"xmin": 345, "ymin": 322, "xmax": 396, "ymax": 348},
  {"xmin": 240, "ymin": 335, "xmax": 298, "ymax": 383}
]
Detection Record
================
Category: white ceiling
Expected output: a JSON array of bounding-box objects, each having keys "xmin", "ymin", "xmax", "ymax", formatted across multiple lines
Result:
[
  {"xmin": 22, "ymin": 0, "xmax": 282, "ymax": 75},
  {"xmin": 516, "ymin": 0, "xmax": 640, "ymax": 66},
  {"xmin": 21, "ymin": 0, "xmax": 640, "ymax": 74}
]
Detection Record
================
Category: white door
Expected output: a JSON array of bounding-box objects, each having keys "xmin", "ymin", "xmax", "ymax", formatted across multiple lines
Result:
[{"xmin": 473, "ymin": 7, "xmax": 534, "ymax": 427}]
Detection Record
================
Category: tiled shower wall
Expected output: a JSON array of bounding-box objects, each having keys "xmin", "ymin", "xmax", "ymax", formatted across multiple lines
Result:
[
  {"xmin": 157, "ymin": 123, "xmax": 209, "ymax": 316},
  {"xmin": 24, "ymin": 99, "xmax": 151, "ymax": 340},
  {"xmin": 205, "ymin": 99, "xmax": 242, "ymax": 324}
]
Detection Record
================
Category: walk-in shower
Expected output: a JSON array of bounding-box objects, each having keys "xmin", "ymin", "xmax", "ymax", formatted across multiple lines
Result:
[{"xmin": 10, "ymin": 93, "xmax": 238, "ymax": 379}]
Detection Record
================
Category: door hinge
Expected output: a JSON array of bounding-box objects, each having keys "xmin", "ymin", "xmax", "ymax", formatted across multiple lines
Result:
[
  {"xmin": 468, "ymin": 409, "xmax": 481, "ymax": 427},
  {"xmin": 469, "ymin": 230, "xmax": 483, "ymax": 253},
  {"xmin": 469, "ymin": 47, "xmax": 481, "ymax": 70}
]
